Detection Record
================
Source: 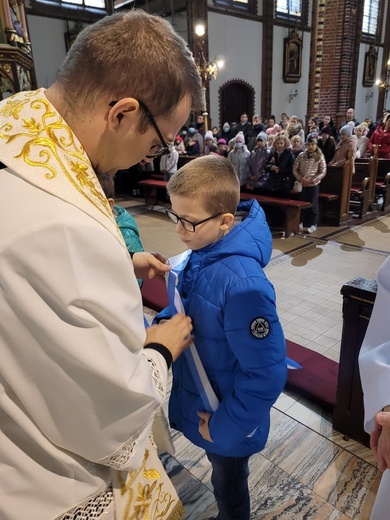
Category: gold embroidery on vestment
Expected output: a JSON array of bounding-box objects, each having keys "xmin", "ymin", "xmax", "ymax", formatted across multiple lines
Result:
[
  {"xmin": 0, "ymin": 91, "xmax": 113, "ymax": 221},
  {"xmin": 116, "ymin": 448, "xmax": 183, "ymax": 520}
]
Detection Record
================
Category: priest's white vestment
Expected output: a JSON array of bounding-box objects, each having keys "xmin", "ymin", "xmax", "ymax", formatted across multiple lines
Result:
[
  {"xmin": 359, "ymin": 255, "xmax": 390, "ymax": 520},
  {"xmin": 0, "ymin": 90, "xmax": 183, "ymax": 519}
]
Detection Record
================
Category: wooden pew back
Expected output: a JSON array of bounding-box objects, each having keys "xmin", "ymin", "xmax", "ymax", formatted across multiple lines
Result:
[
  {"xmin": 377, "ymin": 158, "xmax": 390, "ymax": 183},
  {"xmin": 319, "ymin": 149, "xmax": 354, "ymax": 225}
]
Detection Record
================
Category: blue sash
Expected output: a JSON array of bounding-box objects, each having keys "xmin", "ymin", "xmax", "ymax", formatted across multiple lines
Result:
[{"xmin": 160, "ymin": 251, "xmax": 301, "ymax": 413}]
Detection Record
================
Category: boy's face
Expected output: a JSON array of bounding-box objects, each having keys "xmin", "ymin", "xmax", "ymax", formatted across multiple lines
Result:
[
  {"xmin": 256, "ymin": 139, "xmax": 266, "ymax": 149},
  {"xmin": 170, "ymin": 194, "xmax": 230, "ymax": 251}
]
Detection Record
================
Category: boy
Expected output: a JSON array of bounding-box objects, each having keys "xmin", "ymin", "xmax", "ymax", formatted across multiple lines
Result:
[
  {"xmin": 162, "ymin": 155, "xmax": 287, "ymax": 519},
  {"xmin": 246, "ymin": 131, "xmax": 269, "ymax": 191}
]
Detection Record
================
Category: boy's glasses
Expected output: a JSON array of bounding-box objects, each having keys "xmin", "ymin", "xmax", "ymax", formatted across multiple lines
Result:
[
  {"xmin": 165, "ymin": 209, "xmax": 222, "ymax": 233},
  {"xmin": 108, "ymin": 99, "xmax": 171, "ymax": 158}
]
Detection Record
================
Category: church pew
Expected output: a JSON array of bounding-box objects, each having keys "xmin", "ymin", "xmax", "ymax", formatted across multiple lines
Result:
[
  {"xmin": 376, "ymin": 158, "xmax": 390, "ymax": 211},
  {"xmin": 318, "ymin": 150, "xmax": 354, "ymax": 226},
  {"xmin": 239, "ymin": 192, "xmax": 312, "ymax": 237},
  {"xmin": 138, "ymin": 179, "xmax": 167, "ymax": 205},
  {"xmin": 350, "ymin": 154, "xmax": 378, "ymax": 218}
]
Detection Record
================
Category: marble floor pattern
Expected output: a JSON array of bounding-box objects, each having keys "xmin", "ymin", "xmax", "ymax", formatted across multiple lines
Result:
[{"xmin": 123, "ymin": 197, "xmax": 388, "ymax": 519}]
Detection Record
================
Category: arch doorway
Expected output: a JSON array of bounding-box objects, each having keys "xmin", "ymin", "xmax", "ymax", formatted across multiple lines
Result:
[{"xmin": 219, "ymin": 80, "xmax": 255, "ymax": 126}]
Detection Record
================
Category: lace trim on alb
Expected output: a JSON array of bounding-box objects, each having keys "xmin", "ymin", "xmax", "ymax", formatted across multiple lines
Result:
[
  {"xmin": 97, "ymin": 353, "xmax": 164, "ymax": 470},
  {"xmin": 142, "ymin": 350, "xmax": 165, "ymax": 399},
  {"xmin": 97, "ymin": 429, "xmax": 140, "ymax": 470},
  {"xmin": 54, "ymin": 485, "xmax": 113, "ymax": 519}
]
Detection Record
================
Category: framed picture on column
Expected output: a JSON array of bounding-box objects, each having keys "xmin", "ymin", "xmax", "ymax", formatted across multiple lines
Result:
[
  {"xmin": 283, "ymin": 29, "xmax": 302, "ymax": 84},
  {"xmin": 363, "ymin": 45, "xmax": 378, "ymax": 87}
]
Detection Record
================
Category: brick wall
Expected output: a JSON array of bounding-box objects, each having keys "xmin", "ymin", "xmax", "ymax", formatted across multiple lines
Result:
[{"xmin": 307, "ymin": 0, "xmax": 361, "ymax": 128}]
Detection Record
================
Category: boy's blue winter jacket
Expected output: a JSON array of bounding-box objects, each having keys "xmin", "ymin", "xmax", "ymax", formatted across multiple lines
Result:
[{"xmin": 166, "ymin": 199, "xmax": 287, "ymax": 457}]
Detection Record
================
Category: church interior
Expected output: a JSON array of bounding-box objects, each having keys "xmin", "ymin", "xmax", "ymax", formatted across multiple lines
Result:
[{"xmin": 1, "ymin": 0, "xmax": 390, "ymax": 518}]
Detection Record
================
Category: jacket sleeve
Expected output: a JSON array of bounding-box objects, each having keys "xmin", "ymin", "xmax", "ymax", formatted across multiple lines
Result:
[
  {"xmin": 208, "ymin": 275, "xmax": 287, "ymax": 449},
  {"xmin": 293, "ymin": 154, "xmax": 302, "ymax": 179},
  {"xmin": 278, "ymin": 151, "xmax": 295, "ymax": 176},
  {"xmin": 318, "ymin": 155, "xmax": 327, "ymax": 181},
  {"xmin": 265, "ymin": 152, "xmax": 275, "ymax": 172},
  {"xmin": 313, "ymin": 156, "xmax": 327, "ymax": 184},
  {"xmin": 248, "ymin": 153, "xmax": 253, "ymax": 177},
  {"xmin": 164, "ymin": 151, "xmax": 179, "ymax": 173},
  {"xmin": 0, "ymin": 219, "xmax": 168, "ymax": 471}
]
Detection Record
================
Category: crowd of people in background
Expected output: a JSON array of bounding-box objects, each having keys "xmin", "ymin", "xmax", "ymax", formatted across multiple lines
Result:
[
  {"xmin": 122, "ymin": 109, "xmax": 390, "ymax": 232},
  {"xmin": 172, "ymin": 109, "xmax": 389, "ymax": 161}
]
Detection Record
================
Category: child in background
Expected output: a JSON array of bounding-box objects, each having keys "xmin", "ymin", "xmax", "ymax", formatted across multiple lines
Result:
[
  {"xmin": 228, "ymin": 131, "xmax": 250, "ymax": 188},
  {"xmin": 174, "ymin": 135, "xmax": 186, "ymax": 155},
  {"xmin": 284, "ymin": 115, "xmax": 305, "ymax": 142},
  {"xmin": 267, "ymin": 133, "xmax": 276, "ymax": 151},
  {"xmin": 246, "ymin": 131, "xmax": 269, "ymax": 191},
  {"xmin": 318, "ymin": 125, "xmax": 336, "ymax": 164},
  {"xmin": 211, "ymin": 126, "xmax": 219, "ymax": 140},
  {"xmin": 355, "ymin": 123, "xmax": 369, "ymax": 158},
  {"xmin": 290, "ymin": 135, "xmax": 304, "ymax": 158},
  {"xmin": 160, "ymin": 145, "xmax": 179, "ymax": 182},
  {"xmin": 161, "ymin": 155, "xmax": 287, "ymax": 520},
  {"xmin": 216, "ymin": 138, "xmax": 229, "ymax": 157},
  {"xmin": 293, "ymin": 133, "xmax": 327, "ymax": 234},
  {"xmin": 265, "ymin": 133, "xmax": 296, "ymax": 196},
  {"xmin": 98, "ymin": 173, "xmax": 144, "ymax": 285},
  {"xmin": 186, "ymin": 135, "xmax": 200, "ymax": 156},
  {"xmin": 203, "ymin": 130, "xmax": 215, "ymax": 155}
]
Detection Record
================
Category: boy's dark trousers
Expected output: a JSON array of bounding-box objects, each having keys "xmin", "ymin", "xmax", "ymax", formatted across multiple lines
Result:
[{"xmin": 206, "ymin": 451, "xmax": 250, "ymax": 520}]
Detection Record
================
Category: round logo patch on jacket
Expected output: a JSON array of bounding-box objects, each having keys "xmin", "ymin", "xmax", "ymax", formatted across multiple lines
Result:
[{"xmin": 250, "ymin": 317, "xmax": 270, "ymax": 339}]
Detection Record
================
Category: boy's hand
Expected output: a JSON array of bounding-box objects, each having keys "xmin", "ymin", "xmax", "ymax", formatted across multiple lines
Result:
[
  {"xmin": 198, "ymin": 411, "xmax": 213, "ymax": 442},
  {"xmin": 145, "ymin": 314, "xmax": 192, "ymax": 362},
  {"xmin": 132, "ymin": 252, "xmax": 170, "ymax": 279}
]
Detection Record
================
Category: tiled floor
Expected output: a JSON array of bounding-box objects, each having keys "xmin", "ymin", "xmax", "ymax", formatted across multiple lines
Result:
[{"xmin": 124, "ymin": 197, "xmax": 389, "ymax": 519}]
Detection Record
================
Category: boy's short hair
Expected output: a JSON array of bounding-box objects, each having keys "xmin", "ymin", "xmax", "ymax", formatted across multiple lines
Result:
[
  {"xmin": 56, "ymin": 10, "xmax": 202, "ymax": 123},
  {"xmin": 167, "ymin": 155, "xmax": 240, "ymax": 215}
]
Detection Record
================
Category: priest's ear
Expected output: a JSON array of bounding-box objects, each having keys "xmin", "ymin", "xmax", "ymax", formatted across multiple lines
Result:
[{"xmin": 107, "ymin": 98, "xmax": 139, "ymax": 129}]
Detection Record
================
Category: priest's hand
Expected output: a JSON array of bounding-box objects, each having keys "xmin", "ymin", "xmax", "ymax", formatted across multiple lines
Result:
[
  {"xmin": 145, "ymin": 313, "xmax": 192, "ymax": 362},
  {"xmin": 132, "ymin": 252, "xmax": 170, "ymax": 280},
  {"xmin": 371, "ymin": 407, "xmax": 390, "ymax": 472}
]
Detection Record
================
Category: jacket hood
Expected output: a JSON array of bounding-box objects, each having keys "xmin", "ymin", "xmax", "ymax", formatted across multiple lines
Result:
[
  {"xmin": 114, "ymin": 205, "xmax": 140, "ymax": 233},
  {"xmin": 195, "ymin": 199, "xmax": 272, "ymax": 268}
]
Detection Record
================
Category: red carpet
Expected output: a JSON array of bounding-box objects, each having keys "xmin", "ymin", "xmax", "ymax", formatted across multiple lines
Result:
[
  {"xmin": 286, "ymin": 339, "xmax": 339, "ymax": 409},
  {"xmin": 141, "ymin": 279, "xmax": 339, "ymax": 410}
]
